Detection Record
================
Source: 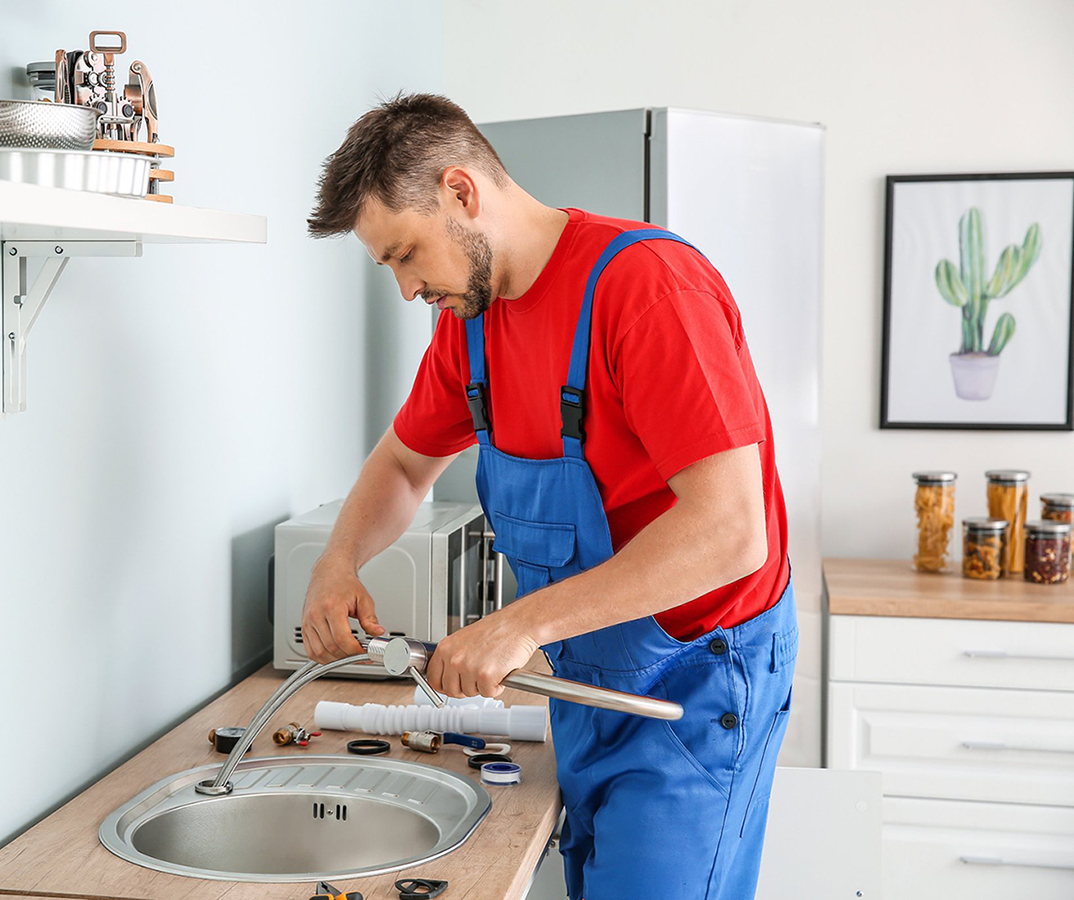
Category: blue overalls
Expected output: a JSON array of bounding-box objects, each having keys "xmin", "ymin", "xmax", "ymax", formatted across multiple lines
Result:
[{"xmin": 463, "ymin": 229, "xmax": 799, "ymax": 900}]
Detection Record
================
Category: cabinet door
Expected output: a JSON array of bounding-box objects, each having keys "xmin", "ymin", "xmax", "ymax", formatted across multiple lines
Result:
[
  {"xmin": 829, "ymin": 615, "xmax": 1074, "ymax": 692},
  {"xmin": 882, "ymin": 796, "xmax": 1074, "ymax": 900},
  {"xmin": 828, "ymin": 681, "xmax": 1074, "ymax": 806}
]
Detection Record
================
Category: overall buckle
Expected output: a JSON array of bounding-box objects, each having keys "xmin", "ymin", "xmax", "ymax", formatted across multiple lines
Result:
[
  {"xmin": 560, "ymin": 386, "xmax": 585, "ymax": 442},
  {"xmin": 466, "ymin": 381, "xmax": 491, "ymax": 435}
]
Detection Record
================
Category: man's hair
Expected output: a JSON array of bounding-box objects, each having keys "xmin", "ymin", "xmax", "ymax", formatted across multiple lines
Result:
[{"xmin": 307, "ymin": 92, "xmax": 510, "ymax": 238}]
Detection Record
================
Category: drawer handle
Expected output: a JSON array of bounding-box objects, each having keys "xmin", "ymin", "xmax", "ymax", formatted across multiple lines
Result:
[
  {"xmin": 961, "ymin": 739, "xmax": 1074, "ymax": 754},
  {"xmin": 963, "ymin": 649, "xmax": 1074, "ymax": 662},
  {"xmin": 961, "ymin": 855, "xmax": 1074, "ymax": 871}
]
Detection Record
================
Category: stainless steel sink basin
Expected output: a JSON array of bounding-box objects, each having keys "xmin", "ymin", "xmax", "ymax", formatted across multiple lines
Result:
[{"xmin": 99, "ymin": 756, "xmax": 491, "ymax": 882}]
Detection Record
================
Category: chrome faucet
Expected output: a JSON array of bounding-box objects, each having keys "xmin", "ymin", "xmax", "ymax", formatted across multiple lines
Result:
[{"xmin": 195, "ymin": 636, "xmax": 683, "ymax": 796}]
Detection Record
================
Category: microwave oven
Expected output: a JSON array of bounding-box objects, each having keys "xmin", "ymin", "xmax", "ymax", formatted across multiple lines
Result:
[{"xmin": 272, "ymin": 500, "xmax": 502, "ymax": 678}]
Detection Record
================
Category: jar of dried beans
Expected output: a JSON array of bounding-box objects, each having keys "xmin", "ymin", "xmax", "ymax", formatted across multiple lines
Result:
[
  {"xmin": 985, "ymin": 470, "xmax": 1030, "ymax": 575},
  {"xmin": 962, "ymin": 517, "xmax": 1009, "ymax": 580},
  {"xmin": 1024, "ymin": 520, "xmax": 1072, "ymax": 585},
  {"xmin": 912, "ymin": 471, "xmax": 956, "ymax": 572}
]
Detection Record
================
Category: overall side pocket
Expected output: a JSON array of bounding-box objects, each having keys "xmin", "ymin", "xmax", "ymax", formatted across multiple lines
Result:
[{"xmin": 739, "ymin": 680, "xmax": 793, "ymax": 837}]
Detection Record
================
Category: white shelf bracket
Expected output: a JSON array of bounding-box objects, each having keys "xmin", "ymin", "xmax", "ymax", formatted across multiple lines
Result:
[{"xmin": 2, "ymin": 240, "xmax": 142, "ymax": 413}]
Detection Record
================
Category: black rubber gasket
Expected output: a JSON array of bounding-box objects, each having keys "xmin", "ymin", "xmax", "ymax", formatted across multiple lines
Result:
[
  {"xmin": 467, "ymin": 752, "xmax": 512, "ymax": 770},
  {"xmin": 347, "ymin": 739, "xmax": 391, "ymax": 756}
]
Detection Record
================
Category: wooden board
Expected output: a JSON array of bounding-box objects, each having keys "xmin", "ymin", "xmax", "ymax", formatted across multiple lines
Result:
[
  {"xmin": 92, "ymin": 139, "xmax": 175, "ymax": 159},
  {"xmin": 0, "ymin": 659, "xmax": 561, "ymax": 900},
  {"xmin": 824, "ymin": 557, "xmax": 1074, "ymax": 623}
]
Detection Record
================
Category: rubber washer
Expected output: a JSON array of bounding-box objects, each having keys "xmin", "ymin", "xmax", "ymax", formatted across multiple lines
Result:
[
  {"xmin": 463, "ymin": 741, "xmax": 511, "ymax": 757},
  {"xmin": 467, "ymin": 752, "xmax": 512, "ymax": 770},
  {"xmin": 347, "ymin": 739, "xmax": 390, "ymax": 756}
]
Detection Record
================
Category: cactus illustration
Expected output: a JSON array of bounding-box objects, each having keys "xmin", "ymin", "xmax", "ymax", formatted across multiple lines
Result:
[{"xmin": 934, "ymin": 207, "xmax": 1040, "ymax": 355}]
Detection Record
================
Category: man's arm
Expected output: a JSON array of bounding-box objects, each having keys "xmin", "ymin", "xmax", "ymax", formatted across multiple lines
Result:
[
  {"xmin": 302, "ymin": 425, "xmax": 460, "ymax": 664},
  {"xmin": 425, "ymin": 442, "xmax": 768, "ymax": 698}
]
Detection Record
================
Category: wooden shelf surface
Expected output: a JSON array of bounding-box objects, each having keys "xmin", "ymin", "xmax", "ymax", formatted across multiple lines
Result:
[{"xmin": 824, "ymin": 557, "xmax": 1074, "ymax": 623}]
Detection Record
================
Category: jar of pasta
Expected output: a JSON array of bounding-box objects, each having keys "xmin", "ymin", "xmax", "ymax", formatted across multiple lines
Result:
[
  {"xmin": 985, "ymin": 469, "xmax": 1030, "ymax": 575},
  {"xmin": 962, "ymin": 517, "xmax": 1009, "ymax": 580},
  {"xmin": 911, "ymin": 471, "xmax": 957, "ymax": 572},
  {"xmin": 1024, "ymin": 520, "xmax": 1072, "ymax": 585}
]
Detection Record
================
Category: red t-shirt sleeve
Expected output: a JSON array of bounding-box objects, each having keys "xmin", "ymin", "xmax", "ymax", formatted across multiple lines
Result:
[
  {"xmin": 393, "ymin": 313, "xmax": 477, "ymax": 457},
  {"xmin": 615, "ymin": 288, "xmax": 765, "ymax": 480}
]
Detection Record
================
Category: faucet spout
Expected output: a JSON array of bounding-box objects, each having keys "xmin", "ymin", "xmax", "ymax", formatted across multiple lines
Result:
[{"xmin": 195, "ymin": 649, "xmax": 373, "ymax": 795}]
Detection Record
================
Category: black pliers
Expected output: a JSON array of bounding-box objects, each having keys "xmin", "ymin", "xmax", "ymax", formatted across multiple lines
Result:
[{"xmin": 310, "ymin": 881, "xmax": 362, "ymax": 900}]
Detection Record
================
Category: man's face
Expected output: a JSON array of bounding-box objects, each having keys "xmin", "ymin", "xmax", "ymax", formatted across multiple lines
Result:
[{"xmin": 356, "ymin": 198, "xmax": 494, "ymax": 320}]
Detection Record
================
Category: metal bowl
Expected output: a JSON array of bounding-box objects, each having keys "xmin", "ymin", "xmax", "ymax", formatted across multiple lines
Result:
[
  {"xmin": 0, "ymin": 149, "xmax": 151, "ymax": 197},
  {"xmin": 0, "ymin": 99, "xmax": 101, "ymax": 151}
]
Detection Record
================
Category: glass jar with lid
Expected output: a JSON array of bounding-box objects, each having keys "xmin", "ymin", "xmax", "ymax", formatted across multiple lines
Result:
[
  {"xmin": 1041, "ymin": 493, "xmax": 1074, "ymax": 524},
  {"xmin": 985, "ymin": 470, "xmax": 1030, "ymax": 575},
  {"xmin": 962, "ymin": 517, "xmax": 1009, "ymax": 580},
  {"xmin": 911, "ymin": 471, "xmax": 956, "ymax": 572},
  {"xmin": 1024, "ymin": 520, "xmax": 1072, "ymax": 585}
]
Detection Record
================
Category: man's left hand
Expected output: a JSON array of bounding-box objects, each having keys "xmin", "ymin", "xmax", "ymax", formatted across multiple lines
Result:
[{"xmin": 425, "ymin": 607, "xmax": 541, "ymax": 699}]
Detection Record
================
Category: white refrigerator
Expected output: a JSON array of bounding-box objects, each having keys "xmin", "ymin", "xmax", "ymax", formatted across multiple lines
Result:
[{"xmin": 436, "ymin": 107, "xmax": 825, "ymax": 770}]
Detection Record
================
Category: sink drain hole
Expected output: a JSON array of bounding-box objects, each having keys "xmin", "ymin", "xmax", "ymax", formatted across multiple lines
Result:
[{"xmin": 311, "ymin": 801, "xmax": 349, "ymax": 820}]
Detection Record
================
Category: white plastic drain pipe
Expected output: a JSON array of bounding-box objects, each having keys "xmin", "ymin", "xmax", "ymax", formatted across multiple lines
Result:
[{"xmin": 314, "ymin": 700, "xmax": 548, "ymax": 742}]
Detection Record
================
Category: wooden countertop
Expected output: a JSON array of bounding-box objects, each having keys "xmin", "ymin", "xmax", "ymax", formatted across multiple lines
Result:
[
  {"xmin": 0, "ymin": 660, "xmax": 561, "ymax": 900},
  {"xmin": 824, "ymin": 557, "xmax": 1074, "ymax": 624}
]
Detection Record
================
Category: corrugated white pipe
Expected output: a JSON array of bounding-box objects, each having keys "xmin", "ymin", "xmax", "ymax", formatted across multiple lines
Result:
[{"xmin": 314, "ymin": 700, "xmax": 547, "ymax": 741}]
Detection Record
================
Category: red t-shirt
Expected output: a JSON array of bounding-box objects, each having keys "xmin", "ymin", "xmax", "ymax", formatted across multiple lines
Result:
[{"xmin": 393, "ymin": 207, "xmax": 789, "ymax": 640}]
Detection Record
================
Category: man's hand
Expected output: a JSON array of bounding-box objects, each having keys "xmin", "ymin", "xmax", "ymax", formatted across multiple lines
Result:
[
  {"xmin": 425, "ymin": 608, "xmax": 541, "ymax": 699},
  {"xmin": 302, "ymin": 555, "xmax": 386, "ymax": 664}
]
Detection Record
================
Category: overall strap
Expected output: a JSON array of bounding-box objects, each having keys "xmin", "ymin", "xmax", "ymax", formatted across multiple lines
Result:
[
  {"xmin": 561, "ymin": 228, "xmax": 703, "ymax": 458},
  {"xmin": 464, "ymin": 314, "xmax": 492, "ymax": 446}
]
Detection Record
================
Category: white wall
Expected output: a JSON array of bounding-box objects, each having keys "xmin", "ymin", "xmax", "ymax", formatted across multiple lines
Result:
[
  {"xmin": 443, "ymin": 0, "xmax": 1074, "ymax": 561},
  {"xmin": 0, "ymin": 1, "xmax": 440, "ymax": 844}
]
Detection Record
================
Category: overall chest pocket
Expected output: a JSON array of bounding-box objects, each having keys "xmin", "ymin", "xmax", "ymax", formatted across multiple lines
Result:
[{"xmin": 490, "ymin": 512, "xmax": 578, "ymax": 598}]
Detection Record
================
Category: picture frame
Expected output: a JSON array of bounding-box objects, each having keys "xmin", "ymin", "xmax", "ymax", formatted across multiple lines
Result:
[{"xmin": 880, "ymin": 171, "xmax": 1074, "ymax": 430}]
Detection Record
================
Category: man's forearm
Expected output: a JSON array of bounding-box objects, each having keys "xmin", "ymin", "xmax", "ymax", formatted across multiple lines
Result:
[{"xmin": 505, "ymin": 495, "xmax": 767, "ymax": 646}]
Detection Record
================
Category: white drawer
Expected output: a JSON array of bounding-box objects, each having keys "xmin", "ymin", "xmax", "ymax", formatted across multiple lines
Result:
[
  {"xmin": 828, "ymin": 681, "xmax": 1074, "ymax": 806},
  {"xmin": 882, "ymin": 796, "xmax": 1074, "ymax": 900},
  {"xmin": 829, "ymin": 614, "xmax": 1074, "ymax": 691}
]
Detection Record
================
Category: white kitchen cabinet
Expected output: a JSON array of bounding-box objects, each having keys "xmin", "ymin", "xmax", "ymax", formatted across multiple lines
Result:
[
  {"xmin": 829, "ymin": 680, "xmax": 1074, "ymax": 806},
  {"xmin": 883, "ymin": 797, "xmax": 1074, "ymax": 899},
  {"xmin": 824, "ymin": 558, "xmax": 1074, "ymax": 900}
]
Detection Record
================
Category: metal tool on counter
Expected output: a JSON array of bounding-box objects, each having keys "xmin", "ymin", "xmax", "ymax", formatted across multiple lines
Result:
[
  {"xmin": 195, "ymin": 634, "xmax": 681, "ymax": 796},
  {"xmin": 273, "ymin": 722, "xmax": 321, "ymax": 748},
  {"xmin": 311, "ymin": 881, "xmax": 362, "ymax": 900},
  {"xmin": 401, "ymin": 731, "xmax": 485, "ymax": 753},
  {"xmin": 395, "ymin": 878, "xmax": 448, "ymax": 900}
]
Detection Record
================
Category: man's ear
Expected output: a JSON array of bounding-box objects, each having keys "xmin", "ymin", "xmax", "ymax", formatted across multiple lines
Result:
[{"xmin": 441, "ymin": 166, "xmax": 481, "ymax": 220}]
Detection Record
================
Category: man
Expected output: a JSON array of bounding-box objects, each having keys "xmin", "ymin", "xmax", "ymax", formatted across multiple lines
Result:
[{"xmin": 305, "ymin": 92, "xmax": 798, "ymax": 900}]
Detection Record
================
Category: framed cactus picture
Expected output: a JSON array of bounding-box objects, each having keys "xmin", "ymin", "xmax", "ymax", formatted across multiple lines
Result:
[{"xmin": 881, "ymin": 172, "xmax": 1074, "ymax": 430}]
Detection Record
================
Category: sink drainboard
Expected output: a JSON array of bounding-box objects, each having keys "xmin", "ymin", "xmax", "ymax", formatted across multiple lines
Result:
[{"xmin": 99, "ymin": 756, "xmax": 492, "ymax": 883}]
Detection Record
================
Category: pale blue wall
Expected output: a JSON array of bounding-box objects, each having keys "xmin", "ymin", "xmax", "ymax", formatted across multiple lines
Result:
[{"xmin": 0, "ymin": 1, "xmax": 442, "ymax": 844}]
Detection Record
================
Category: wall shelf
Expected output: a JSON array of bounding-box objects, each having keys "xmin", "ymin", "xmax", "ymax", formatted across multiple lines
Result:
[{"xmin": 1, "ymin": 180, "xmax": 267, "ymax": 413}]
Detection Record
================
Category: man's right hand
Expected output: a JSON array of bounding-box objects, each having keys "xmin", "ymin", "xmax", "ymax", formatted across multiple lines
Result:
[{"xmin": 301, "ymin": 555, "xmax": 386, "ymax": 664}]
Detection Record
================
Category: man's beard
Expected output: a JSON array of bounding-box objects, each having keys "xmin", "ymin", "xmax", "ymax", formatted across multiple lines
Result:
[{"xmin": 443, "ymin": 216, "xmax": 494, "ymax": 320}]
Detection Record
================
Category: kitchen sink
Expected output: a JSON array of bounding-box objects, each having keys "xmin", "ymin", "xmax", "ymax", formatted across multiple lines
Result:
[{"xmin": 99, "ymin": 756, "xmax": 491, "ymax": 882}]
